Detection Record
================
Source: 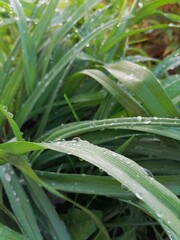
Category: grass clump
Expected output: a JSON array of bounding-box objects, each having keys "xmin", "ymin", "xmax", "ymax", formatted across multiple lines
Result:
[{"xmin": 0, "ymin": 0, "xmax": 179, "ymax": 239}]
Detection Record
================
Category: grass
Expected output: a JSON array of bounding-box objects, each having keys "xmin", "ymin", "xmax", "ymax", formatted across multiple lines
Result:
[{"xmin": 0, "ymin": 0, "xmax": 180, "ymax": 239}]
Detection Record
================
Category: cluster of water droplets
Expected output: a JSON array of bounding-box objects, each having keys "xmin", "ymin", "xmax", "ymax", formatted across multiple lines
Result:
[{"xmin": 2, "ymin": 105, "xmax": 14, "ymax": 118}]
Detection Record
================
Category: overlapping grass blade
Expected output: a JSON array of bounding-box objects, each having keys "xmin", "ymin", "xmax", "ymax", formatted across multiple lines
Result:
[
  {"xmin": 130, "ymin": 0, "xmax": 180, "ymax": 25},
  {"xmin": 74, "ymin": 69, "xmax": 148, "ymax": 116},
  {"xmin": 0, "ymin": 223, "xmax": 26, "ymax": 240},
  {"xmin": 36, "ymin": 171, "xmax": 180, "ymax": 198},
  {"xmin": 0, "ymin": 164, "xmax": 43, "ymax": 240},
  {"xmin": 0, "ymin": 140, "xmax": 179, "ymax": 238},
  {"xmin": 104, "ymin": 61, "xmax": 179, "ymax": 117},
  {"xmin": 16, "ymin": 19, "xmax": 116, "ymax": 127},
  {"xmin": 9, "ymin": 0, "xmax": 36, "ymax": 95}
]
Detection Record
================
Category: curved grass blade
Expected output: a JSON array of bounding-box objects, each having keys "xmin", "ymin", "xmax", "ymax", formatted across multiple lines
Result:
[
  {"xmin": 131, "ymin": 0, "xmax": 180, "ymax": 25},
  {"xmin": 101, "ymin": 24, "xmax": 170, "ymax": 53},
  {"xmin": 0, "ymin": 150, "xmax": 110, "ymax": 240},
  {"xmin": 36, "ymin": 117, "xmax": 180, "ymax": 142},
  {"xmin": 104, "ymin": 61, "xmax": 179, "ymax": 117},
  {"xmin": 74, "ymin": 69, "xmax": 148, "ymax": 116},
  {"xmin": 1, "ymin": 140, "xmax": 179, "ymax": 238},
  {"xmin": 0, "ymin": 104, "xmax": 23, "ymax": 141}
]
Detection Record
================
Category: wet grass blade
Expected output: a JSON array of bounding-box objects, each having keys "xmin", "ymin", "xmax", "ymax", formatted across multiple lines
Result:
[
  {"xmin": 0, "ymin": 164, "xmax": 43, "ymax": 240},
  {"xmin": 104, "ymin": 61, "xmax": 179, "ymax": 117},
  {"xmin": 0, "ymin": 223, "xmax": 26, "ymax": 240},
  {"xmin": 9, "ymin": 0, "xmax": 36, "ymax": 95},
  {"xmin": 0, "ymin": 140, "xmax": 179, "ymax": 238}
]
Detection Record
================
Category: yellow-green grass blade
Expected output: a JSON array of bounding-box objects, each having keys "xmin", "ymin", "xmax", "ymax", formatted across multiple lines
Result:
[
  {"xmin": 104, "ymin": 61, "xmax": 179, "ymax": 117},
  {"xmin": 9, "ymin": 0, "xmax": 36, "ymax": 95}
]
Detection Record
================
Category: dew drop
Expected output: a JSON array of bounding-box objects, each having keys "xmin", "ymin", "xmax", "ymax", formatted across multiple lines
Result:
[
  {"xmin": 144, "ymin": 119, "xmax": 151, "ymax": 124},
  {"xmin": 137, "ymin": 116, "xmax": 142, "ymax": 122},
  {"xmin": 138, "ymin": 2, "xmax": 143, "ymax": 8},
  {"xmin": 2, "ymin": 105, "xmax": 8, "ymax": 111},
  {"xmin": 135, "ymin": 192, "xmax": 143, "ymax": 200},
  {"xmin": 5, "ymin": 173, "xmax": 11, "ymax": 182}
]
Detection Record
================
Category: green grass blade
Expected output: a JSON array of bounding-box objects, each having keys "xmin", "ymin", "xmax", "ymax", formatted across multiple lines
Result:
[
  {"xmin": 9, "ymin": 0, "xmax": 36, "ymax": 95},
  {"xmin": 0, "ymin": 140, "xmax": 179, "ymax": 237},
  {"xmin": 75, "ymin": 69, "xmax": 148, "ymax": 116},
  {"xmin": 0, "ymin": 104, "xmax": 23, "ymax": 141},
  {"xmin": 101, "ymin": 24, "xmax": 170, "ymax": 53},
  {"xmin": 36, "ymin": 171, "xmax": 180, "ymax": 198},
  {"xmin": 32, "ymin": 0, "xmax": 59, "ymax": 48},
  {"xmin": 16, "ymin": 19, "xmax": 116, "ymax": 126},
  {"xmin": 0, "ymin": 164, "xmax": 43, "ymax": 240},
  {"xmin": 104, "ymin": 61, "xmax": 179, "ymax": 117},
  {"xmin": 0, "ymin": 223, "xmax": 26, "ymax": 240},
  {"xmin": 131, "ymin": 0, "xmax": 180, "ymax": 25},
  {"xmin": 0, "ymin": 150, "xmax": 110, "ymax": 239}
]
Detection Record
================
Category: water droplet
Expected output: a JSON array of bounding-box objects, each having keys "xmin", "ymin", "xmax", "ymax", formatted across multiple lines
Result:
[
  {"xmin": 138, "ymin": 2, "xmax": 143, "ymax": 8},
  {"xmin": 5, "ymin": 173, "xmax": 11, "ymax": 182},
  {"xmin": 2, "ymin": 105, "xmax": 8, "ymax": 111},
  {"xmin": 135, "ymin": 192, "xmax": 143, "ymax": 200},
  {"xmin": 157, "ymin": 211, "xmax": 162, "ymax": 218},
  {"xmin": 137, "ymin": 116, "xmax": 142, "ymax": 122},
  {"xmin": 8, "ymin": 112, "xmax": 13, "ymax": 118},
  {"xmin": 142, "ymin": 168, "xmax": 154, "ymax": 179},
  {"xmin": 112, "ymin": 152, "xmax": 117, "ymax": 157},
  {"xmin": 72, "ymin": 137, "xmax": 81, "ymax": 142},
  {"xmin": 144, "ymin": 119, "xmax": 151, "ymax": 124}
]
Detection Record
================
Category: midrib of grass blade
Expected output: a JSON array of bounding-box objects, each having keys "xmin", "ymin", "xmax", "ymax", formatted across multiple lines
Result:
[
  {"xmin": 16, "ymin": 19, "xmax": 116, "ymax": 127},
  {"xmin": 76, "ymin": 69, "xmax": 148, "ymax": 116},
  {"xmin": 34, "ymin": 118, "xmax": 180, "ymax": 142},
  {"xmin": 9, "ymin": 0, "xmax": 36, "ymax": 95},
  {"xmin": 0, "ymin": 164, "xmax": 43, "ymax": 240},
  {"xmin": 104, "ymin": 61, "xmax": 179, "ymax": 117}
]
